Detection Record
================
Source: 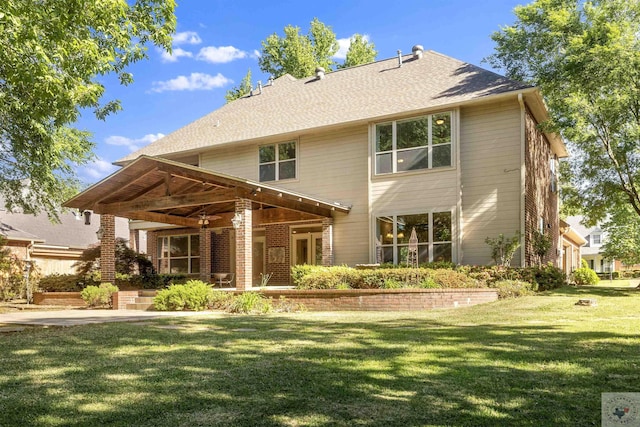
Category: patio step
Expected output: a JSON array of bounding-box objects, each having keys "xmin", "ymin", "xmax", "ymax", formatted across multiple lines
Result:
[{"xmin": 125, "ymin": 293, "xmax": 157, "ymax": 311}]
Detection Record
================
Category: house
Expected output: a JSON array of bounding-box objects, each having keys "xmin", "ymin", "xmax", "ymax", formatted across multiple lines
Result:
[
  {"xmin": 558, "ymin": 218, "xmax": 586, "ymax": 275},
  {"xmin": 565, "ymin": 216, "xmax": 624, "ymax": 274},
  {"xmin": 64, "ymin": 46, "xmax": 567, "ymax": 289},
  {"xmin": 0, "ymin": 209, "xmax": 131, "ymax": 275}
]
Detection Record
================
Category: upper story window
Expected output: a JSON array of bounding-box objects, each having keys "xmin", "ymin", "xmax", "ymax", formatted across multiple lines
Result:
[
  {"xmin": 591, "ymin": 233, "xmax": 602, "ymax": 245},
  {"xmin": 375, "ymin": 112, "xmax": 452, "ymax": 175},
  {"xmin": 259, "ymin": 141, "xmax": 296, "ymax": 182},
  {"xmin": 550, "ymin": 156, "xmax": 558, "ymax": 193}
]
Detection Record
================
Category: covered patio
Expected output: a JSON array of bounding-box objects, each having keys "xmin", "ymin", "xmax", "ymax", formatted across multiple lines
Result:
[{"xmin": 64, "ymin": 156, "xmax": 350, "ymax": 290}]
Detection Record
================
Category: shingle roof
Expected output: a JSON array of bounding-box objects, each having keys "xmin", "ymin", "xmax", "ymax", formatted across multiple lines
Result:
[
  {"xmin": 0, "ymin": 210, "xmax": 129, "ymax": 249},
  {"xmin": 117, "ymin": 50, "xmax": 533, "ymax": 164}
]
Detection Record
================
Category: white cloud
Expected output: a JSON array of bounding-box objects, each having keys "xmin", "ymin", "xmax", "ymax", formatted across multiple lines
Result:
[
  {"xmin": 173, "ymin": 31, "xmax": 202, "ymax": 45},
  {"xmin": 81, "ymin": 158, "xmax": 118, "ymax": 181},
  {"xmin": 196, "ymin": 46, "xmax": 247, "ymax": 63},
  {"xmin": 105, "ymin": 133, "xmax": 165, "ymax": 152},
  {"xmin": 251, "ymin": 49, "xmax": 261, "ymax": 59},
  {"xmin": 334, "ymin": 34, "xmax": 371, "ymax": 60},
  {"xmin": 150, "ymin": 73, "xmax": 233, "ymax": 92},
  {"xmin": 159, "ymin": 47, "xmax": 194, "ymax": 63}
]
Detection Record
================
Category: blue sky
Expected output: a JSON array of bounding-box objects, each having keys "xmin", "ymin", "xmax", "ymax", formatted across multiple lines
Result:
[{"xmin": 75, "ymin": 0, "xmax": 524, "ymax": 183}]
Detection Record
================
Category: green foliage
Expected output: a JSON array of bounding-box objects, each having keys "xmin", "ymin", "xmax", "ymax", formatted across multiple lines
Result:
[
  {"xmin": 0, "ymin": 0, "xmax": 176, "ymax": 216},
  {"xmin": 259, "ymin": 18, "xmax": 377, "ymax": 79},
  {"xmin": 571, "ymin": 266, "xmax": 600, "ymax": 286},
  {"xmin": 457, "ymin": 264, "xmax": 566, "ymax": 291},
  {"xmin": 153, "ymin": 280, "xmax": 213, "ymax": 311},
  {"xmin": 38, "ymin": 274, "xmax": 85, "ymax": 292},
  {"xmin": 532, "ymin": 231, "xmax": 552, "ymax": 266},
  {"xmin": 0, "ymin": 236, "xmax": 39, "ymax": 300},
  {"xmin": 75, "ymin": 238, "xmax": 155, "ymax": 277},
  {"xmin": 485, "ymin": 232, "xmax": 522, "ymax": 266},
  {"xmin": 209, "ymin": 290, "xmax": 235, "ymax": 310},
  {"xmin": 225, "ymin": 68, "xmax": 252, "ymax": 103},
  {"xmin": 80, "ymin": 283, "xmax": 119, "ymax": 307},
  {"xmin": 292, "ymin": 265, "xmax": 476, "ymax": 290},
  {"xmin": 486, "ymin": 0, "xmax": 640, "ymax": 226},
  {"xmin": 339, "ymin": 34, "xmax": 377, "ymax": 69},
  {"xmin": 491, "ymin": 280, "xmax": 538, "ymax": 299},
  {"xmin": 600, "ymin": 207, "xmax": 640, "ymax": 266},
  {"xmin": 228, "ymin": 292, "xmax": 272, "ymax": 314}
]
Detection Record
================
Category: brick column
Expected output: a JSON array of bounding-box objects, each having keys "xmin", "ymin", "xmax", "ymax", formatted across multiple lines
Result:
[
  {"xmin": 129, "ymin": 229, "xmax": 140, "ymax": 253},
  {"xmin": 322, "ymin": 217, "xmax": 334, "ymax": 266},
  {"xmin": 100, "ymin": 214, "xmax": 116, "ymax": 284},
  {"xmin": 235, "ymin": 198, "xmax": 252, "ymax": 291},
  {"xmin": 199, "ymin": 228, "xmax": 212, "ymax": 282}
]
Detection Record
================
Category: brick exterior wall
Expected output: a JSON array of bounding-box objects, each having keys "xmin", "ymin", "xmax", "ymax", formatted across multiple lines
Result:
[
  {"xmin": 265, "ymin": 223, "xmax": 290, "ymax": 285},
  {"xmin": 212, "ymin": 229, "xmax": 231, "ymax": 274},
  {"xmin": 112, "ymin": 291, "xmax": 139, "ymax": 310},
  {"xmin": 322, "ymin": 218, "xmax": 334, "ymax": 266},
  {"xmin": 100, "ymin": 214, "xmax": 116, "ymax": 284},
  {"xmin": 199, "ymin": 228, "xmax": 212, "ymax": 281},
  {"xmin": 524, "ymin": 110, "xmax": 559, "ymax": 267}
]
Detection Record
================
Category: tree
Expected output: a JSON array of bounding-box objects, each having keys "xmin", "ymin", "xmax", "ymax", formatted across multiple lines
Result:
[
  {"xmin": 485, "ymin": 231, "xmax": 522, "ymax": 267},
  {"xmin": 339, "ymin": 34, "xmax": 377, "ymax": 69},
  {"xmin": 225, "ymin": 69, "xmax": 253, "ymax": 103},
  {"xmin": 258, "ymin": 18, "xmax": 377, "ymax": 79},
  {"xmin": 0, "ymin": 0, "xmax": 176, "ymax": 218},
  {"xmin": 75, "ymin": 238, "xmax": 154, "ymax": 277},
  {"xmin": 486, "ymin": 0, "xmax": 640, "ymax": 225},
  {"xmin": 600, "ymin": 207, "xmax": 640, "ymax": 266}
]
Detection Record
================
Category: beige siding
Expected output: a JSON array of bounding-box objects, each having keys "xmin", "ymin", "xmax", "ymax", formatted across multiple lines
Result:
[
  {"xmin": 460, "ymin": 100, "xmax": 522, "ymax": 265},
  {"xmin": 201, "ymin": 126, "xmax": 370, "ymax": 266}
]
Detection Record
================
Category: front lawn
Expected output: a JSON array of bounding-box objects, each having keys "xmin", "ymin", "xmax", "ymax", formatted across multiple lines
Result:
[{"xmin": 1, "ymin": 286, "xmax": 638, "ymax": 426}]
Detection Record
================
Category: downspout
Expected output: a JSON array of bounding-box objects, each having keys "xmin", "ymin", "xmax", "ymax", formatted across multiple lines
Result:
[{"xmin": 518, "ymin": 93, "xmax": 526, "ymax": 267}]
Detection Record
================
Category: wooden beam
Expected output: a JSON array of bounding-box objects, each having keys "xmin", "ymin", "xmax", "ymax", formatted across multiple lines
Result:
[
  {"xmin": 94, "ymin": 188, "xmax": 241, "ymax": 214},
  {"xmin": 254, "ymin": 208, "xmax": 322, "ymax": 224},
  {"xmin": 248, "ymin": 192, "xmax": 333, "ymax": 217},
  {"xmin": 123, "ymin": 211, "xmax": 199, "ymax": 228}
]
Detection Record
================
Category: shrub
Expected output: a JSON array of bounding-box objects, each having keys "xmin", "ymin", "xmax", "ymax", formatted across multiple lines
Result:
[
  {"xmin": 432, "ymin": 269, "xmax": 477, "ymax": 288},
  {"xmin": 80, "ymin": 283, "xmax": 119, "ymax": 307},
  {"xmin": 228, "ymin": 292, "xmax": 272, "ymax": 314},
  {"xmin": 571, "ymin": 267, "xmax": 600, "ymax": 286},
  {"xmin": 485, "ymin": 231, "xmax": 521, "ymax": 266},
  {"xmin": 520, "ymin": 264, "xmax": 567, "ymax": 291},
  {"xmin": 209, "ymin": 290, "xmax": 235, "ymax": 310},
  {"xmin": 419, "ymin": 276, "xmax": 440, "ymax": 288},
  {"xmin": 153, "ymin": 280, "xmax": 213, "ymax": 311},
  {"xmin": 273, "ymin": 296, "xmax": 306, "ymax": 313},
  {"xmin": 491, "ymin": 280, "xmax": 538, "ymax": 299}
]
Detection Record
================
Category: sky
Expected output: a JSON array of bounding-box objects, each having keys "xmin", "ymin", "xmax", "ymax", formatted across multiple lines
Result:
[{"xmin": 75, "ymin": 0, "xmax": 525, "ymax": 184}]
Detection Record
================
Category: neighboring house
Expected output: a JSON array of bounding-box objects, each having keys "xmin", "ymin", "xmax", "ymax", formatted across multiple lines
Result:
[
  {"xmin": 0, "ymin": 209, "xmax": 131, "ymax": 275},
  {"xmin": 558, "ymin": 218, "xmax": 586, "ymax": 275},
  {"xmin": 565, "ymin": 216, "xmax": 630, "ymax": 274},
  {"xmin": 65, "ymin": 46, "xmax": 567, "ymax": 289}
]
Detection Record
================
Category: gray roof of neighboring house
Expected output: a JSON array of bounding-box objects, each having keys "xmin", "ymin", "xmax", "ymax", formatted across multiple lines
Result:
[
  {"xmin": 565, "ymin": 215, "xmax": 603, "ymax": 255},
  {"xmin": 0, "ymin": 210, "xmax": 129, "ymax": 249},
  {"xmin": 117, "ymin": 49, "xmax": 535, "ymax": 164}
]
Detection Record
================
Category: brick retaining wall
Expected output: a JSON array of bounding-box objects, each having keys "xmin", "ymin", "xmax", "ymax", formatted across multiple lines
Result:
[
  {"xmin": 112, "ymin": 291, "xmax": 140, "ymax": 310},
  {"xmin": 258, "ymin": 288, "xmax": 498, "ymax": 311},
  {"xmin": 33, "ymin": 292, "xmax": 86, "ymax": 307}
]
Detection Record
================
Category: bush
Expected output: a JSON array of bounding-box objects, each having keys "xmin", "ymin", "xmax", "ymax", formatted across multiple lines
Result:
[
  {"xmin": 228, "ymin": 292, "xmax": 272, "ymax": 314},
  {"xmin": 491, "ymin": 280, "xmax": 538, "ymax": 299},
  {"xmin": 209, "ymin": 290, "xmax": 235, "ymax": 310},
  {"xmin": 80, "ymin": 283, "xmax": 119, "ymax": 307},
  {"xmin": 153, "ymin": 280, "xmax": 213, "ymax": 311},
  {"xmin": 571, "ymin": 267, "xmax": 600, "ymax": 286}
]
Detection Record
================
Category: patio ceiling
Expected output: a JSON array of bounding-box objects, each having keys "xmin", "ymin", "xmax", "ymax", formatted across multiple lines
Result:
[{"xmin": 64, "ymin": 156, "xmax": 351, "ymax": 228}]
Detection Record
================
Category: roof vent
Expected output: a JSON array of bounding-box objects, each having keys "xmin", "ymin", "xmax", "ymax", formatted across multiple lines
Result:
[
  {"xmin": 412, "ymin": 45, "xmax": 424, "ymax": 59},
  {"xmin": 258, "ymin": 80, "xmax": 263, "ymax": 94},
  {"xmin": 267, "ymin": 76, "xmax": 274, "ymax": 86},
  {"xmin": 397, "ymin": 50, "xmax": 403, "ymax": 67},
  {"xmin": 315, "ymin": 67, "xmax": 325, "ymax": 79}
]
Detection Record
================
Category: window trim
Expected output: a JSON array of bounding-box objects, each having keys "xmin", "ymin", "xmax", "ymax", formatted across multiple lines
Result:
[
  {"xmin": 258, "ymin": 140, "xmax": 298, "ymax": 182},
  {"xmin": 374, "ymin": 210, "xmax": 454, "ymax": 265},
  {"xmin": 157, "ymin": 234, "xmax": 200, "ymax": 274},
  {"xmin": 373, "ymin": 111, "xmax": 454, "ymax": 175}
]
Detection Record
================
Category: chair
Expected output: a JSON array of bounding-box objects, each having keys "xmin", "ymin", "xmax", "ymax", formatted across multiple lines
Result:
[{"xmin": 213, "ymin": 273, "xmax": 234, "ymax": 287}]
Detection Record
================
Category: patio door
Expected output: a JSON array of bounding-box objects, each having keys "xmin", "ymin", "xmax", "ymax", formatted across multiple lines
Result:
[
  {"xmin": 292, "ymin": 232, "xmax": 323, "ymax": 265},
  {"xmin": 253, "ymin": 236, "xmax": 266, "ymax": 285}
]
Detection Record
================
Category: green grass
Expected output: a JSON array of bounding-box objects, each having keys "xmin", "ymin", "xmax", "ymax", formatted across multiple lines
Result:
[{"xmin": 1, "ymin": 286, "xmax": 639, "ymax": 426}]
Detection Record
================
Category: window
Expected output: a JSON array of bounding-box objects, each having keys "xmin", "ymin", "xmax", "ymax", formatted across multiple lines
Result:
[
  {"xmin": 259, "ymin": 141, "xmax": 296, "ymax": 182},
  {"xmin": 375, "ymin": 112, "xmax": 452, "ymax": 175},
  {"xmin": 550, "ymin": 156, "xmax": 558, "ymax": 193},
  {"xmin": 157, "ymin": 234, "xmax": 200, "ymax": 274},
  {"xmin": 375, "ymin": 211, "xmax": 452, "ymax": 264},
  {"xmin": 592, "ymin": 233, "xmax": 601, "ymax": 245}
]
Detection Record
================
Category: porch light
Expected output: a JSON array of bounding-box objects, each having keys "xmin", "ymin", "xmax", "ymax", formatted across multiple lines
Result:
[
  {"xmin": 231, "ymin": 212, "xmax": 243, "ymax": 229},
  {"xmin": 435, "ymin": 118, "xmax": 445, "ymax": 125},
  {"xmin": 96, "ymin": 226, "xmax": 104, "ymax": 240},
  {"xmin": 198, "ymin": 213, "xmax": 210, "ymax": 229}
]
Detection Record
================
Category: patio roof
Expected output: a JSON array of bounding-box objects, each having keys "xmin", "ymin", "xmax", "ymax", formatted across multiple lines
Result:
[{"xmin": 64, "ymin": 156, "xmax": 351, "ymax": 228}]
